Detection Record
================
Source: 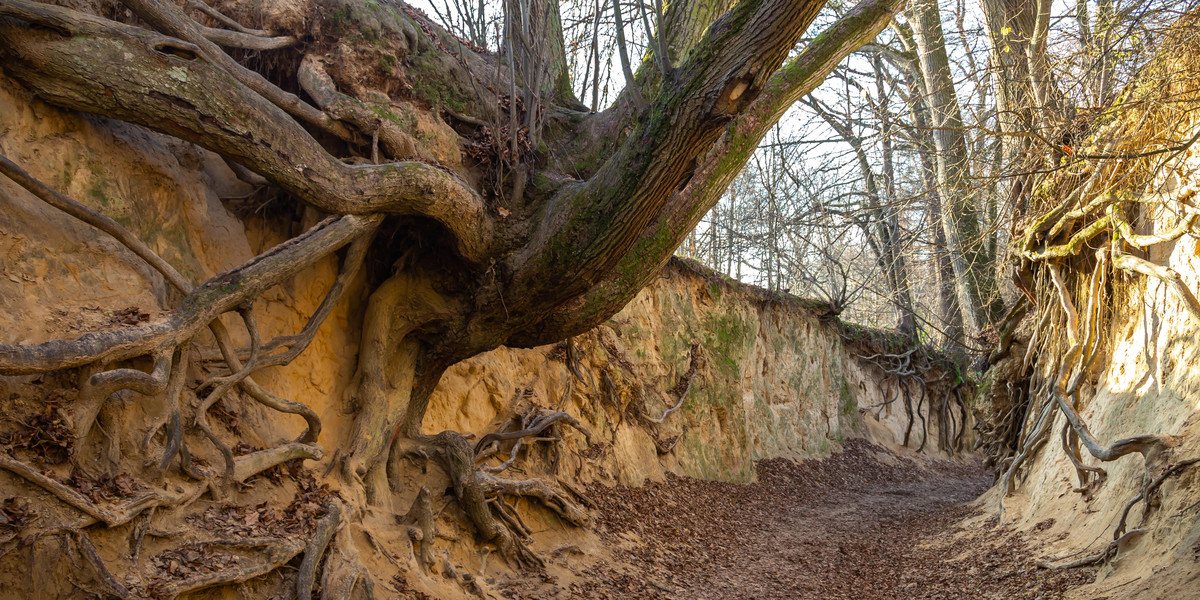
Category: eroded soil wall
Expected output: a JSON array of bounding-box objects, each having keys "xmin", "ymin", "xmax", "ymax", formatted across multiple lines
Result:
[{"xmin": 0, "ymin": 71, "xmax": 956, "ymax": 599}]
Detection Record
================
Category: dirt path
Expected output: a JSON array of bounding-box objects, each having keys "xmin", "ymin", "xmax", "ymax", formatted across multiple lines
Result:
[{"xmin": 565, "ymin": 440, "xmax": 1093, "ymax": 600}]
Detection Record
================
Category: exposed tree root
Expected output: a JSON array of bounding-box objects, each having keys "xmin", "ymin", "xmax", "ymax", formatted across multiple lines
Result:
[
  {"xmin": 398, "ymin": 420, "xmax": 594, "ymax": 571},
  {"xmin": 1109, "ymin": 199, "xmax": 1198, "ymax": 250},
  {"xmin": 0, "ymin": 155, "xmax": 343, "ymax": 468},
  {"xmin": 209, "ymin": 317, "xmax": 326, "ymax": 445},
  {"xmin": 997, "ymin": 389, "xmax": 1056, "ymax": 517},
  {"xmin": 196, "ymin": 307, "xmax": 261, "ymax": 485},
  {"xmin": 320, "ymin": 526, "xmax": 373, "ymax": 600},
  {"xmin": 72, "ymin": 529, "xmax": 132, "ymax": 598},
  {"xmin": 298, "ymin": 500, "xmax": 342, "ymax": 600},
  {"xmin": 478, "ymin": 473, "xmax": 590, "ymax": 526},
  {"xmin": 1112, "ymin": 246, "xmax": 1200, "ymax": 321},
  {"xmin": 185, "ymin": 0, "xmax": 272, "ymax": 36},
  {"xmin": 453, "ymin": 403, "xmax": 596, "ymax": 558},
  {"xmin": 399, "ymin": 487, "xmax": 437, "ymax": 570},
  {"xmin": 1060, "ymin": 423, "xmax": 1106, "ymax": 497},
  {"xmin": 363, "ymin": 528, "xmax": 406, "ymax": 573},
  {"xmin": 480, "ymin": 435, "xmax": 557, "ymax": 474},
  {"xmin": 1051, "ymin": 387, "xmax": 1173, "ymax": 466},
  {"xmin": 643, "ymin": 343, "xmax": 700, "ymax": 424},
  {"xmin": 1023, "ymin": 214, "xmax": 1113, "ymax": 261},
  {"xmin": 0, "ymin": 146, "xmax": 373, "ymax": 597},
  {"xmin": 0, "ymin": 0, "xmax": 495, "ymax": 261},
  {"xmin": 148, "ymin": 347, "xmax": 193, "ymax": 473},
  {"xmin": 849, "ymin": 333, "xmax": 966, "ymax": 454},
  {"xmin": 86, "ymin": 352, "xmax": 173, "ymax": 409},
  {"xmin": 474, "ymin": 408, "xmax": 593, "ymax": 456},
  {"xmin": 0, "ymin": 213, "xmax": 378, "ymax": 374},
  {"xmin": 119, "ymin": 0, "xmax": 348, "ymax": 139},
  {"xmin": 990, "ymin": 181, "xmax": 1200, "ymax": 558},
  {"xmin": 233, "ymin": 443, "xmax": 324, "ymax": 483},
  {"xmin": 150, "ymin": 537, "xmax": 306, "ymax": 598},
  {"xmin": 557, "ymin": 478, "xmax": 598, "ymax": 510},
  {"xmin": 1113, "ymin": 458, "xmax": 1200, "ymax": 540},
  {"xmin": 1037, "ymin": 529, "xmax": 1146, "ymax": 570},
  {"xmin": 651, "ymin": 429, "xmax": 685, "ymax": 454},
  {"xmin": 0, "ymin": 453, "xmax": 162, "ymax": 527},
  {"xmin": 1048, "ymin": 265, "xmax": 1080, "ymax": 345},
  {"xmin": 340, "ymin": 270, "xmax": 452, "ymax": 487},
  {"xmin": 988, "ymin": 296, "xmax": 1030, "ymax": 364},
  {"xmin": 489, "ymin": 496, "xmax": 532, "ymax": 539},
  {"xmin": 245, "ymin": 233, "xmax": 372, "ymax": 377},
  {"xmin": 298, "ymin": 55, "xmax": 436, "ymax": 163},
  {"xmin": 199, "ymin": 24, "xmax": 296, "ymax": 50}
]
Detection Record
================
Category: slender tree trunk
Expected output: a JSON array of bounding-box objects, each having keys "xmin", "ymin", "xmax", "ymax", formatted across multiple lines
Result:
[
  {"xmin": 908, "ymin": 0, "xmax": 1003, "ymax": 333},
  {"xmin": 873, "ymin": 56, "xmax": 917, "ymax": 336},
  {"xmin": 1096, "ymin": 0, "xmax": 1115, "ymax": 104},
  {"xmin": 893, "ymin": 48, "xmax": 967, "ymax": 350}
]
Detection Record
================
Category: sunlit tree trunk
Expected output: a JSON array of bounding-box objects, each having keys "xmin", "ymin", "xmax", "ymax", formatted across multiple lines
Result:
[
  {"xmin": 892, "ymin": 18, "xmax": 967, "ymax": 350},
  {"xmin": 907, "ymin": 0, "xmax": 1004, "ymax": 333}
]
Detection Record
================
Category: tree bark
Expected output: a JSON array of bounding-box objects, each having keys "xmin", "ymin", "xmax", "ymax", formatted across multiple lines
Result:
[{"xmin": 512, "ymin": 0, "xmax": 905, "ymax": 346}]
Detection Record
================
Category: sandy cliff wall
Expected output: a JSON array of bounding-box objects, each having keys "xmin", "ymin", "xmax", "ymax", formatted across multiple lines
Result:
[
  {"xmin": 0, "ymin": 67, "xmax": 962, "ymax": 599},
  {"xmin": 977, "ymin": 27, "xmax": 1200, "ymax": 598},
  {"xmin": 0, "ymin": 68, "xmax": 947, "ymax": 489},
  {"xmin": 425, "ymin": 258, "xmax": 937, "ymax": 488},
  {"xmin": 987, "ymin": 196, "xmax": 1200, "ymax": 600}
]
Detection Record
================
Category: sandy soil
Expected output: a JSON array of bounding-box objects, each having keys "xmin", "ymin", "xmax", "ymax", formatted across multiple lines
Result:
[{"xmin": 533, "ymin": 440, "xmax": 1096, "ymax": 600}]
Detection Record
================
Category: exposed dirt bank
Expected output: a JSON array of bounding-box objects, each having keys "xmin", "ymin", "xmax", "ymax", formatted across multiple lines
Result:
[{"xmin": 525, "ymin": 441, "xmax": 1093, "ymax": 600}]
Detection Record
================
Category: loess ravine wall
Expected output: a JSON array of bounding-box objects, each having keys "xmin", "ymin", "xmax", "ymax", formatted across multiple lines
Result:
[
  {"xmin": 0, "ymin": 70, "xmax": 958, "ymax": 598},
  {"xmin": 977, "ymin": 21, "xmax": 1200, "ymax": 599}
]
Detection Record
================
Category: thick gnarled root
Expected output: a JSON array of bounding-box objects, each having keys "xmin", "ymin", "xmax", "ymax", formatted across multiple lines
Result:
[
  {"xmin": 398, "ymin": 487, "xmax": 438, "ymax": 571},
  {"xmin": 0, "ymin": 138, "xmax": 375, "ymax": 599},
  {"xmin": 297, "ymin": 500, "xmax": 343, "ymax": 600},
  {"xmin": 479, "ymin": 473, "xmax": 590, "ymax": 527},
  {"xmin": 394, "ymin": 423, "xmax": 593, "ymax": 571}
]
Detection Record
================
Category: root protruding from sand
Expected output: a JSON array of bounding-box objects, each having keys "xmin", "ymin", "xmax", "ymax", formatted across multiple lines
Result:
[{"xmin": 297, "ymin": 499, "xmax": 342, "ymax": 600}]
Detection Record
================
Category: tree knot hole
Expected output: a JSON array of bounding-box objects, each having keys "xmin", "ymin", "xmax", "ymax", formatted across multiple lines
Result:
[{"xmin": 713, "ymin": 66, "xmax": 763, "ymax": 118}]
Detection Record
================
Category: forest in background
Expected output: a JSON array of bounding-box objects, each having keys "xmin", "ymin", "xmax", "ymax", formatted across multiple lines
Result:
[{"xmin": 427, "ymin": 0, "xmax": 1200, "ymax": 350}]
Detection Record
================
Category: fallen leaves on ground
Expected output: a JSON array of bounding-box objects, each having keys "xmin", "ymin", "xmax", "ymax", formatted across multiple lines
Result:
[
  {"xmin": 108, "ymin": 306, "xmax": 150, "ymax": 326},
  {"xmin": 66, "ymin": 471, "xmax": 142, "ymax": 503},
  {"xmin": 149, "ymin": 544, "xmax": 240, "ymax": 583},
  {"xmin": 186, "ymin": 474, "xmax": 332, "ymax": 539},
  {"xmin": 0, "ymin": 497, "xmax": 36, "ymax": 530},
  {"xmin": 0, "ymin": 394, "xmax": 73, "ymax": 464},
  {"xmin": 554, "ymin": 440, "xmax": 1092, "ymax": 600}
]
